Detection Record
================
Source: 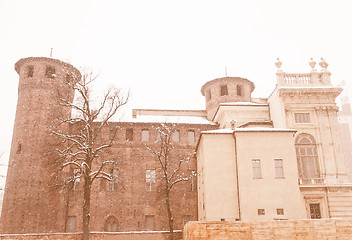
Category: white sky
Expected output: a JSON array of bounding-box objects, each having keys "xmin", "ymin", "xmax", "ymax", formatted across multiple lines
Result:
[{"xmin": 0, "ymin": 0, "xmax": 352, "ymax": 164}]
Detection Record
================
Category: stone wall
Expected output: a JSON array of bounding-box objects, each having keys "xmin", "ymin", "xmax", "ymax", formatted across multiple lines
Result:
[
  {"xmin": 0, "ymin": 230, "xmax": 182, "ymax": 240},
  {"xmin": 184, "ymin": 219, "xmax": 352, "ymax": 240}
]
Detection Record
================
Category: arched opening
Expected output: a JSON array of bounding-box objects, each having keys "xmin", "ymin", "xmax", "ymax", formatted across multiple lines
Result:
[
  {"xmin": 295, "ymin": 133, "xmax": 320, "ymax": 179},
  {"xmin": 105, "ymin": 216, "xmax": 118, "ymax": 232}
]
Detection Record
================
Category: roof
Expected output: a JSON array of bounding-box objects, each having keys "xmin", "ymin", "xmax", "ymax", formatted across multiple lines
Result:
[
  {"xmin": 202, "ymin": 127, "xmax": 296, "ymax": 134},
  {"xmin": 219, "ymin": 102, "xmax": 268, "ymax": 106},
  {"xmin": 125, "ymin": 115, "xmax": 216, "ymax": 125}
]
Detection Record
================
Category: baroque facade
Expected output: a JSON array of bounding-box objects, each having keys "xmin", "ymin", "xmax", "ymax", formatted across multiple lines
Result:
[{"xmin": 1, "ymin": 57, "xmax": 352, "ymax": 234}]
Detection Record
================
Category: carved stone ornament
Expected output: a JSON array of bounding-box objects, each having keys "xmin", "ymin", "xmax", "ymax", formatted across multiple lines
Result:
[
  {"xmin": 275, "ymin": 58, "xmax": 282, "ymax": 69},
  {"xmin": 319, "ymin": 58, "xmax": 328, "ymax": 69},
  {"xmin": 309, "ymin": 58, "xmax": 316, "ymax": 69}
]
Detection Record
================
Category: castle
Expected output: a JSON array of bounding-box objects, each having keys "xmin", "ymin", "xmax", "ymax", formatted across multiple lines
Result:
[{"xmin": 1, "ymin": 57, "xmax": 352, "ymax": 234}]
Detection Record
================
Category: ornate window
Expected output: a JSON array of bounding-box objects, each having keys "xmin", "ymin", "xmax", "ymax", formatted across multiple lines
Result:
[
  {"xmin": 105, "ymin": 216, "xmax": 118, "ymax": 232},
  {"xmin": 294, "ymin": 113, "xmax": 310, "ymax": 123},
  {"xmin": 295, "ymin": 133, "xmax": 320, "ymax": 179}
]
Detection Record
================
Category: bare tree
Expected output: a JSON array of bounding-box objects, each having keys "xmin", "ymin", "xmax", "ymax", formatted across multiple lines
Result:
[
  {"xmin": 145, "ymin": 123, "xmax": 193, "ymax": 240},
  {"xmin": 52, "ymin": 72, "xmax": 128, "ymax": 240}
]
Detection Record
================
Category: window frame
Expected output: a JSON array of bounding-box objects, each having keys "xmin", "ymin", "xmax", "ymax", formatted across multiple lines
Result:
[
  {"xmin": 172, "ymin": 130, "xmax": 180, "ymax": 142},
  {"xmin": 220, "ymin": 85, "xmax": 228, "ymax": 96},
  {"xmin": 45, "ymin": 66, "xmax": 56, "ymax": 79},
  {"xmin": 276, "ymin": 208, "xmax": 284, "ymax": 215},
  {"xmin": 126, "ymin": 128, "xmax": 133, "ymax": 141},
  {"xmin": 27, "ymin": 65, "xmax": 34, "ymax": 77},
  {"xmin": 187, "ymin": 130, "xmax": 195, "ymax": 143},
  {"xmin": 141, "ymin": 129, "xmax": 149, "ymax": 142},
  {"xmin": 252, "ymin": 159, "xmax": 262, "ymax": 179},
  {"xmin": 145, "ymin": 215, "xmax": 155, "ymax": 231},
  {"xmin": 257, "ymin": 209, "xmax": 265, "ymax": 215},
  {"xmin": 274, "ymin": 159, "xmax": 284, "ymax": 178},
  {"xmin": 145, "ymin": 169, "xmax": 156, "ymax": 191},
  {"xmin": 294, "ymin": 112, "xmax": 311, "ymax": 124},
  {"xmin": 295, "ymin": 133, "xmax": 320, "ymax": 179},
  {"xmin": 236, "ymin": 85, "xmax": 243, "ymax": 96}
]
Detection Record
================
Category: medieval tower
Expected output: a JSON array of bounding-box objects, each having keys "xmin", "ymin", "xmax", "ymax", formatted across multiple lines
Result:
[{"xmin": 1, "ymin": 57, "xmax": 81, "ymax": 233}]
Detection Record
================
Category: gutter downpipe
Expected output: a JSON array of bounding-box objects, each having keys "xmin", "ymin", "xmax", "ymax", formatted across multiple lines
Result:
[{"xmin": 233, "ymin": 130, "xmax": 241, "ymax": 221}]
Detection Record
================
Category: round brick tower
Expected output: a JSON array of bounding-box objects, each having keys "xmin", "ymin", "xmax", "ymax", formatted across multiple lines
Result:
[
  {"xmin": 1, "ymin": 57, "xmax": 81, "ymax": 233},
  {"xmin": 201, "ymin": 76, "xmax": 255, "ymax": 120}
]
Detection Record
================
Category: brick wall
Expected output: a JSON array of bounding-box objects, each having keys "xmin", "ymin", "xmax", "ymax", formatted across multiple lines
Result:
[
  {"xmin": 0, "ymin": 230, "xmax": 182, "ymax": 240},
  {"xmin": 184, "ymin": 219, "xmax": 352, "ymax": 240}
]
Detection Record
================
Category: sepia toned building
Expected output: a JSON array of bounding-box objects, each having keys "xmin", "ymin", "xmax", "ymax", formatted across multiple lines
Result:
[{"xmin": 1, "ymin": 56, "xmax": 352, "ymax": 234}]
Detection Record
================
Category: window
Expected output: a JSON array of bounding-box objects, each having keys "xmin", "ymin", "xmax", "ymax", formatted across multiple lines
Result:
[
  {"xmin": 66, "ymin": 216, "xmax": 76, "ymax": 232},
  {"xmin": 126, "ymin": 128, "xmax": 133, "ymax": 141},
  {"xmin": 190, "ymin": 170, "xmax": 196, "ymax": 192},
  {"xmin": 295, "ymin": 133, "xmax": 320, "ymax": 179},
  {"xmin": 309, "ymin": 203, "xmax": 321, "ymax": 219},
  {"xmin": 105, "ymin": 216, "xmax": 118, "ymax": 232},
  {"xmin": 258, "ymin": 209, "xmax": 265, "ymax": 215},
  {"xmin": 220, "ymin": 85, "xmax": 228, "ymax": 96},
  {"xmin": 207, "ymin": 90, "xmax": 212, "ymax": 100},
  {"xmin": 146, "ymin": 169, "xmax": 156, "ymax": 191},
  {"xmin": 276, "ymin": 208, "xmax": 284, "ymax": 215},
  {"xmin": 141, "ymin": 129, "xmax": 149, "ymax": 142},
  {"xmin": 45, "ymin": 66, "xmax": 55, "ymax": 78},
  {"xmin": 17, "ymin": 142, "xmax": 22, "ymax": 154},
  {"xmin": 27, "ymin": 65, "xmax": 34, "ymax": 77},
  {"xmin": 145, "ymin": 215, "xmax": 155, "ymax": 230},
  {"xmin": 188, "ymin": 130, "xmax": 195, "ymax": 143},
  {"xmin": 252, "ymin": 159, "xmax": 261, "ymax": 179},
  {"xmin": 274, "ymin": 159, "xmax": 284, "ymax": 178},
  {"xmin": 73, "ymin": 168, "xmax": 80, "ymax": 190},
  {"xmin": 294, "ymin": 113, "xmax": 310, "ymax": 123},
  {"xmin": 172, "ymin": 130, "xmax": 180, "ymax": 142},
  {"xmin": 236, "ymin": 85, "xmax": 243, "ymax": 96},
  {"xmin": 108, "ymin": 169, "xmax": 118, "ymax": 191}
]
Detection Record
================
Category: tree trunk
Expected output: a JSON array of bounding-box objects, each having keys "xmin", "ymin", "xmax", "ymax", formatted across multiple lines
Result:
[
  {"xmin": 165, "ymin": 189, "xmax": 174, "ymax": 240},
  {"xmin": 82, "ymin": 177, "xmax": 91, "ymax": 240}
]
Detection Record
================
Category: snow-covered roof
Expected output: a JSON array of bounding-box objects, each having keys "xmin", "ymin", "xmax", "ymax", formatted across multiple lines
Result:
[
  {"xmin": 279, "ymin": 86, "xmax": 340, "ymax": 89},
  {"xmin": 235, "ymin": 127, "xmax": 296, "ymax": 132},
  {"xmin": 202, "ymin": 127, "xmax": 296, "ymax": 134},
  {"xmin": 126, "ymin": 115, "xmax": 216, "ymax": 125},
  {"xmin": 219, "ymin": 102, "xmax": 268, "ymax": 106}
]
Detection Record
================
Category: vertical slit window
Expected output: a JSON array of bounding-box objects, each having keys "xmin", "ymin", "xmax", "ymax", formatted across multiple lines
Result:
[{"xmin": 27, "ymin": 65, "xmax": 34, "ymax": 77}]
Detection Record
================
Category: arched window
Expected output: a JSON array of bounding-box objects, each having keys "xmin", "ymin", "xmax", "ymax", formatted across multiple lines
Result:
[
  {"xmin": 105, "ymin": 216, "xmax": 118, "ymax": 232},
  {"xmin": 295, "ymin": 133, "xmax": 320, "ymax": 179}
]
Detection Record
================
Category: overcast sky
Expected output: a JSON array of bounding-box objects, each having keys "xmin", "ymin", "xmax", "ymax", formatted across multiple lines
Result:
[{"xmin": 0, "ymin": 0, "xmax": 351, "ymax": 165}]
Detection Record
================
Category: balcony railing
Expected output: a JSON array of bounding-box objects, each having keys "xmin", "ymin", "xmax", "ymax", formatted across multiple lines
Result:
[
  {"xmin": 284, "ymin": 73, "xmax": 311, "ymax": 85},
  {"xmin": 298, "ymin": 178, "xmax": 325, "ymax": 185}
]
